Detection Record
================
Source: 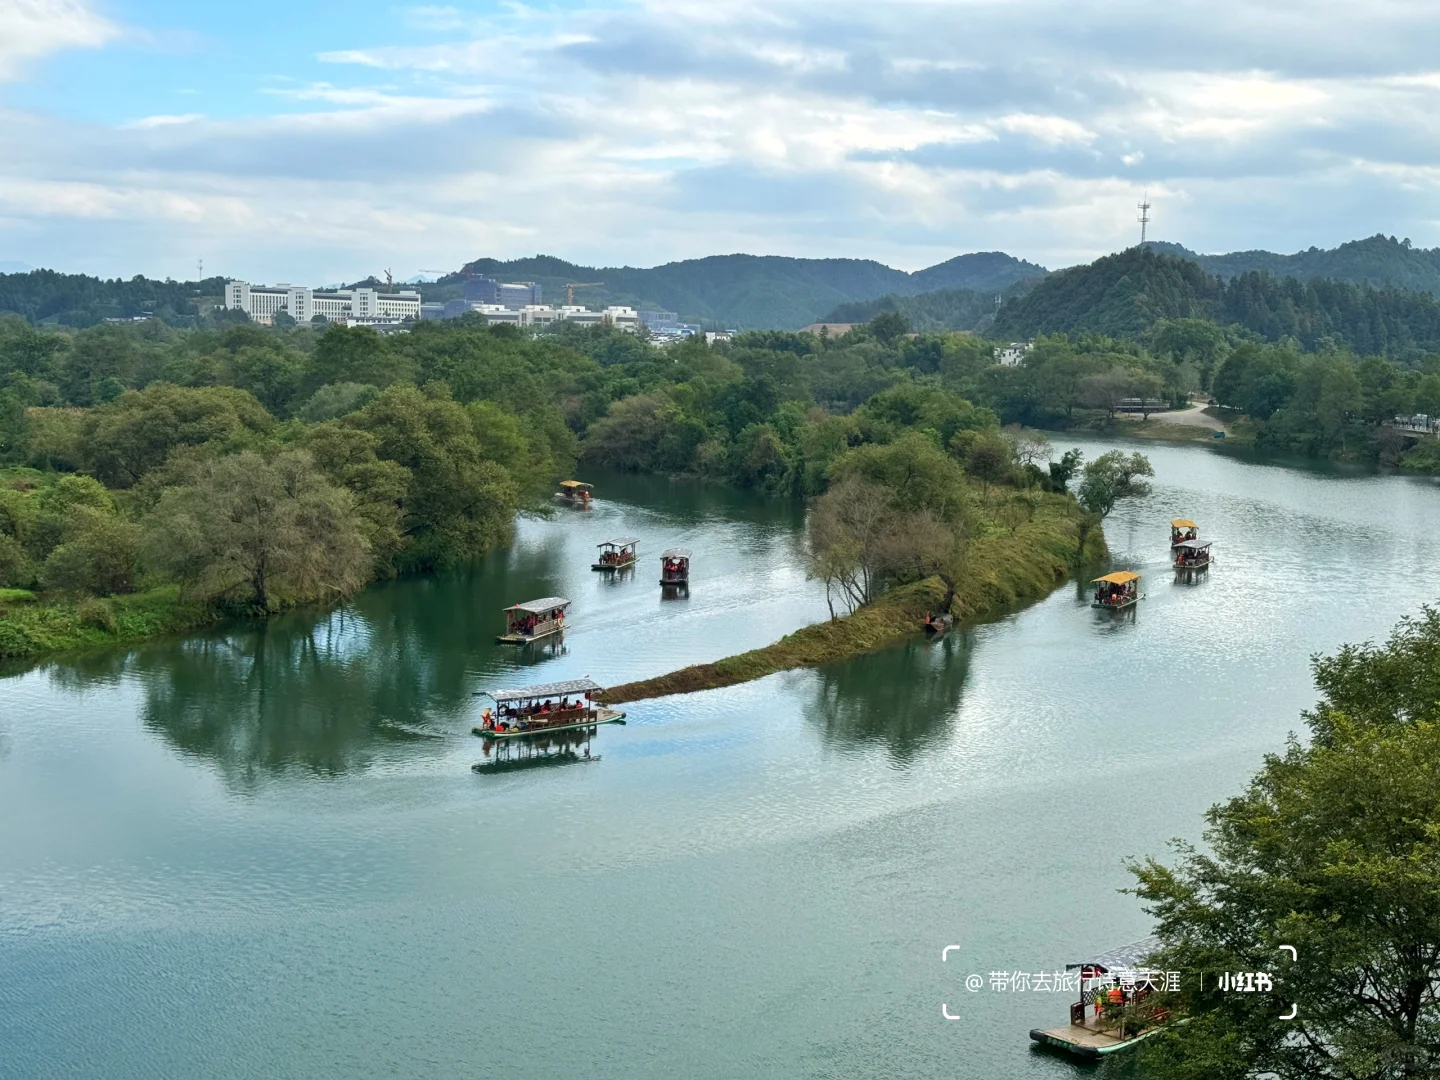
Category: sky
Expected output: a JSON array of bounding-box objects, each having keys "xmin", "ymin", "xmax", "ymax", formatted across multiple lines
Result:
[{"xmin": 3, "ymin": 0, "xmax": 1440, "ymax": 283}]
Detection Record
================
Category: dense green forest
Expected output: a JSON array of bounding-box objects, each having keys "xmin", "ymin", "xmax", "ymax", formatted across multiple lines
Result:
[
  {"xmin": 817, "ymin": 278, "xmax": 1035, "ymax": 331},
  {"xmin": 0, "ymin": 312, "xmax": 1099, "ymax": 658},
  {"xmin": 1150, "ymin": 233, "xmax": 1440, "ymax": 293},
  {"xmin": 9, "ymin": 291, "xmax": 1440, "ymax": 658},
  {"xmin": 992, "ymin": 246, "xmax": 1440, "ymax": 358},
  {"xmin": 0, "ymin": 270, "xmax": 232, "ymax": 328}
]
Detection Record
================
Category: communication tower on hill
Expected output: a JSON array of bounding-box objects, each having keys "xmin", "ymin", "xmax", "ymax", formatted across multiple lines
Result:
[{"xmin": 1137, "ymin": 194, "xmax": 1152, "ymax": 245}]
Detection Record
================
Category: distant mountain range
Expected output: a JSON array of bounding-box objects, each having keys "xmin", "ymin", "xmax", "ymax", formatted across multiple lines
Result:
[
  {"xmin": 445, "ymin": 252, "xmax": 1049, "ymax": 330},
  {"xmin": 7, "ymin": 233, "xmax": 1440, "ymax": 336}
]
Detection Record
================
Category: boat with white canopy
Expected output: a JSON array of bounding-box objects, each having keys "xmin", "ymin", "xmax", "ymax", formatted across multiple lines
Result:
[
  {"xmin": 471, "ymin": 676, "xmax": 626, "ymax": 739},
  {"xmin": 593, "ymin": 537, "xmax": 638, "ymax": 571},
  {"xmin": 497, "ymin": 597, "xmax": 570, "ymax": 644}
]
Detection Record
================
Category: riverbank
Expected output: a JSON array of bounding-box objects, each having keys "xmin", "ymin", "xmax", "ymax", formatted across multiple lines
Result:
[
  {"xmin": 602, "ymin": 493, "xmax": 1104, "ymax": 704},
  {"xmin": 0, "ymin": 586, "xmax": 218, "ymax": 661}
]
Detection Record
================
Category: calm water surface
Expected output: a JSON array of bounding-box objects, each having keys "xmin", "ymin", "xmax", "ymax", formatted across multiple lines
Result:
[{"xmin": 3, "ymin": 450, "xmax": 1439, "ymax": 1079}]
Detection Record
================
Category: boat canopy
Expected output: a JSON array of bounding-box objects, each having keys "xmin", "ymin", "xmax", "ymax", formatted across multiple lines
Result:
[
  {"xmin": 559, "ymin": 480, "xmax": 592, "ymax": 490},
  {"xmin": 1174, "ymin": 539, "xmax": 1212, "ymax": 551},
  {"xmin": 484, "ymin": 677, "xmax": 603, "ymax": 704},
  {"xmin": 1093, "ymin": 571, "xmax": 1140, "ymax": 585},
  {"xmin": 503, "ymin": 596, "xmax": 571, "ymax": 614},
  {"xmin": 1170, "ymin": 519, "xmax": 1197, "ymax": 529},
  {"xmin": 1066, "ymin": 935, "xmax": 1163, "ymax": 974},
  {"xmin": 598, "ymin": 536, "xmax": 638, "ymax": 548},
  {"xmin": 661, "ymin": 547, "xmax": 692, "ymax": 559}
]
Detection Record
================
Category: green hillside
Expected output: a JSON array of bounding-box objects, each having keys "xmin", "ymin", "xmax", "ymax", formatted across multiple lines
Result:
[
  {"xmin": 1148, "ymin": 234, "xmax": 1440, "ymax": 294},
  {"xmin": 991, "ymin": 246, "xmax": 1440, "ymax": 357},
  {"xmin": 450, "ymin": 251, "xmax": 1048, "ymax": 330},
  {"xmin": 818, "ymin": 278, "xmax": 1040, "ymax": 332},
  {"xmin": 0, "ymin": 270, "xmax": 227, "ymax": 328}
]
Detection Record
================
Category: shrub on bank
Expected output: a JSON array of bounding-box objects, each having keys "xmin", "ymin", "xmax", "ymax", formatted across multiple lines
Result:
[{"xmin": 0, "ymin": 586, "xmax": 210, "ymax": 660}]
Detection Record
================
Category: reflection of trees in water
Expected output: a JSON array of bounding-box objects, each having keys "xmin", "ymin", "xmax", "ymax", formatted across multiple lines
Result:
[
  {"xmin": 587, "ymin": 467, "xmax": 807, "ymax": 531},
  {"xmin": 35, "ymin": 537, "xmax": 580, "ymax": 784},
  {"xmin": 806, "ymin": 632, "xmax": 974, "ymax": 763},
  {"xmin": 133, "ymin": 615, "xmax": 440, "ymax": 787}
]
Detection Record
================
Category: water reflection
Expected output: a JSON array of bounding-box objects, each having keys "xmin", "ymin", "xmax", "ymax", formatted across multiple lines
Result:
[
  {"xmin": 472, "ymin": 726, "xmax": 601, "ymax": 775},
  {"xmin": 806, "ymin": 632, "xmax": 973, "ymax": 763},
  {"xmin": 588, "ymin": 467, "xmax": 808, "ymax": 530}
]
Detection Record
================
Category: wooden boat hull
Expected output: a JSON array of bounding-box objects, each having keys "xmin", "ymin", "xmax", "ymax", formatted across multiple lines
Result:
[
  {"xmin": 592, "ymin": 559, "xmax": 636, "ymax": 571},
  {"xmin": 1173, "ymin": 559, "xmax": 1210, "ymax": 570},
  {"xmin": 1030, "ymin": 1023, "xmax": 1163, "ymax": 1059},
  {"xmin": 496, "ymin": 624, "xmax": 564, "ymax": 645},
  {"xmin": 1092, "ymin": 597, "xmax": 1138, "ymax": 610},
  {"xmin": 473, "ymin": 708, "xmax": 626, "ymax": 739},
  {"xmin": 660, "ymin": 578, "xmax": 689, "ymax": 586}
]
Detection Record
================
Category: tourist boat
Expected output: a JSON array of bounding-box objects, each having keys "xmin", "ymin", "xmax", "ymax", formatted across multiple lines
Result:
[
  {"xmin": 1092, "ymin": 571, "xmax": 1141, "ymax": 610},
  {"xmin": 660, "ymin": 547, "xmax": 691, "ymax": 586},
  {"xmin": 496, "ymin": 596, "xmax": 570, "ymax": 644},
  {"xmin": 1030, "ymin": 935, "xmax": 1171, "ymax": 1060},
  {"xmin": 471, "ymin": 676, "xmax": 626, "ymax": 740},
  {"xmin": 1169, "ymin": 518, "xmax": 1199, "ymax": 547},
  {"xmin": 554, "ymin": 480, "xmax": 593, "ymax": 507},
  {"xmin": 593, "ymin": 537, "xmax": 638, "ymax": 571},
  {"xmin": 1172, "ymin": 538, "xmax": 1213, "ymax": 571}
]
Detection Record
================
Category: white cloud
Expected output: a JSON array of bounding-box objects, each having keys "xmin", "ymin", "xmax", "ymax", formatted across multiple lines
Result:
[
  {"xmin": 0, "ymin": 0, "xmax": 118, "ymax": 81},
  {"xmin": 8, "ymin": 0, "xmax": 1440, "ymax": 281}
]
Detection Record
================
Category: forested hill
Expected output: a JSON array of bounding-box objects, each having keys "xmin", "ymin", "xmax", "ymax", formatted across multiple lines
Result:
[
  {"xmin": 451, "ymin": 251, "xmax": 1048, "ymax": 330},
  {"xmin": 0, "ymin": 270, "xmax": 229, "ymax": 328},
  {"xmin": 818, "ymin": 277, "xmax": 1037, "ymax": 332},
  {"xmin": 990, "ymin": 246, "xmax": 1440, "ymax": 358},
  {"xmin": 1148, "ymin": 234, "xmax": 1440, "ymax": 294}
]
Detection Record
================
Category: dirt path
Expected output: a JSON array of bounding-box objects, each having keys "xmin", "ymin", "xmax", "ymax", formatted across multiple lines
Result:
[{"xmin": 1119, "ymin": 403, "xmax": 1228, "ymax": 432}]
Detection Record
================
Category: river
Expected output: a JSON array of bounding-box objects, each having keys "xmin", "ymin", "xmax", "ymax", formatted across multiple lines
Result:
[{"xmin": 2, "ymin": 444, "xmax": 1438, "ymax": 1079}]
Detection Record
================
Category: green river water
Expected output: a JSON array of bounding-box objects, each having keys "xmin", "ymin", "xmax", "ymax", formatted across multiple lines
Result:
[{"xmin": 2, "ymin": 440, "xmax": 1438, "ymax": 1079}]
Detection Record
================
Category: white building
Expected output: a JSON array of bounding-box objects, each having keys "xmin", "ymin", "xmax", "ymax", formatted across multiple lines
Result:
[
  {"xmin": 224, "ymin": 281, "xmax": 422, "ymax": 325},
  {"xmin": 470, "ymin": 304, "xmax": 641, "ymax": 332},
  {"xmin": 997, "ymin": 341, "xmax": 1033, "ymax": 366}
]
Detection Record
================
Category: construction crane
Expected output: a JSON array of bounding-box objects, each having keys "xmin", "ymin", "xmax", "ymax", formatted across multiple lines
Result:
[{"xmin": 565, "ymin": 282, "xmax": 603, "ymax": 306}]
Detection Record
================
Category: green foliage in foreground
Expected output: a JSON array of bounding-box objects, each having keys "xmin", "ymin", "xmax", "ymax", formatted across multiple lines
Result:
[{"xmin": 1115, "ymin": 610, "xmax": 1440, "ymax": 1079}]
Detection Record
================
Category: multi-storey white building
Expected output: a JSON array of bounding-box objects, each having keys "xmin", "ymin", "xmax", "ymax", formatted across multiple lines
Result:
[
  {"xmin": 224, "ymin": 281, "xmax": 422, "ymax": 325},
  {"xmin": 997, "ymin": 341, "xmax": 1033, "ymax": 366},
  {"xmin": 455, "ymin": 303, "xmax": 641, "ymax": 332}
]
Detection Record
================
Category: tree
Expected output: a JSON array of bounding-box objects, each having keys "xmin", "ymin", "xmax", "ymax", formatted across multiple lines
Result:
[
  {"xmin": 340, "ymin": 383, "xmax": 518, "ymax": 571},
  {"xmin": 299, "ymin": 382, "xmax": 379, "ymax": 422},
  {"xmin": 582, "ymin": 394, "xmax": 687, "ymax": 473},
  {"xmin": 81, "ymin": 383, "xmax": 276, "ymax": 487},
  {"xmin": 1077, "ymin": 450, "xmax": 1154, "ymax": 520},
  {"xmin": 965, "ymin": 429, "xmax": 1014, "ymax": 493},
  {"xmin": 0, "ymin": 389, "xmax": 26, "ymax": 461},
  {"xmin": 43, "ymin": 507, "xmax": 143, "ymax": 595},
  {"xmin": 830, "ymin": 431, "xmax": 972, "ymax": 522},
  {"xmin": 1003, "ymin": 425, "xmax": 1052, "ymax": 469},
  {"xmin": 143, "ymin": 450, "xmax": 370, "ymax": 609},
  {"xmin": 1075, "ymin": 450, "xmax": 1153, "ymax": 557},
  {"xmin": 1049, "ymin": 448, "xmax": 1083, "ymax": 492},
  {"xmin": 1125, "ymin": 610, "xmax": 1440, "ymax": 1080},
  {"xmin": 868, "ymin": 311, "xmax": 910, "ymax": 345},
  {"xmin": 806, "ymin": 475, "xmax": 951, "ymax": 616}
]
